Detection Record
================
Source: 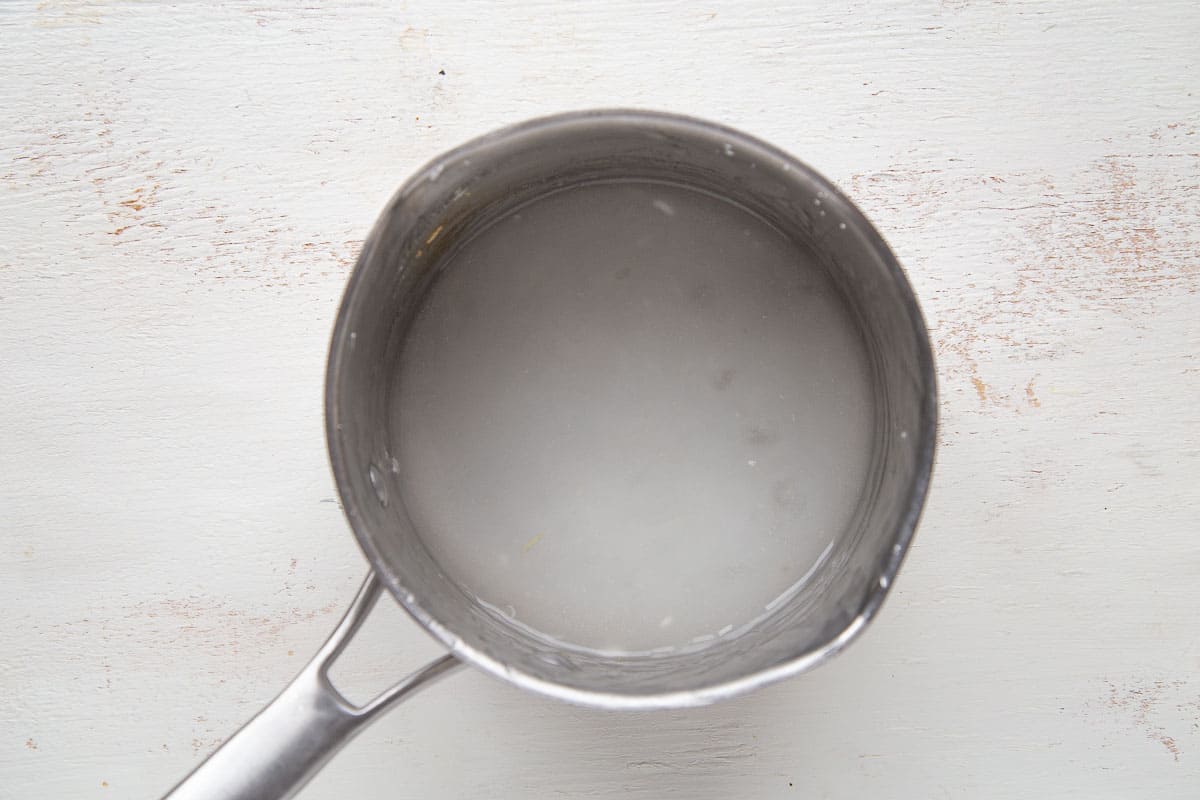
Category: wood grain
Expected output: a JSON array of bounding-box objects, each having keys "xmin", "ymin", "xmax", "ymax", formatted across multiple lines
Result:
[{"xmin": 2, "ymin": 1, "xmax": 1198, "ymax": 798}]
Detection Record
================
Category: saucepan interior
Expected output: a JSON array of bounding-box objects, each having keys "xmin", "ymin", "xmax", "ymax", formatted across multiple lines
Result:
[{"xmin": 325, "ymin": 110, "xmax": 935, "ymax": 708}]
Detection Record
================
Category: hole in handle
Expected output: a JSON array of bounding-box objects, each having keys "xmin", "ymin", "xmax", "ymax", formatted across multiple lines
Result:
[{"xmin": 322, "ymin": 577, "xmax": 459, "ymax": 708}]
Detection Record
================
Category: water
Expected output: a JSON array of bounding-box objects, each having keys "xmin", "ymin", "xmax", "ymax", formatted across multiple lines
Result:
[{"xmin": 392, "ymin": 180, "xmax": 874, "ymax": 653}]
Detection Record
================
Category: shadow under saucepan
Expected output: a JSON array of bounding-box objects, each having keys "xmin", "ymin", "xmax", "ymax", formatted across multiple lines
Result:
[{"xmin": 302, "ymin": 581, "xmax": 958, "ymax": 800}]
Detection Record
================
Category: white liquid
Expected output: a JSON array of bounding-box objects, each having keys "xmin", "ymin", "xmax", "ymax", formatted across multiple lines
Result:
[{"xmin": 393, "ymin": 181, "xmax": 874, "ymax": 652}]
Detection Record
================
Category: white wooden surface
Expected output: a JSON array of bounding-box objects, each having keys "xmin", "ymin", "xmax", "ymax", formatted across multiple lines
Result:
[{"xmin": 3, "ymin": 2, "xmax": 1198, "ymax": 797}]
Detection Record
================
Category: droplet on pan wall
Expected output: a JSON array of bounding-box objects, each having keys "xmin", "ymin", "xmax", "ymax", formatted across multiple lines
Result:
[{"xmin": 368, "ymin": 463, "xmax": 388, "ymax": 507}]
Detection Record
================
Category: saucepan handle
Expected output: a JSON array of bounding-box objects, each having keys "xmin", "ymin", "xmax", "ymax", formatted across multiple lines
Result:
[{"xmin": 161, "ymin": 572, "xmax": 463, "ymax": 800}]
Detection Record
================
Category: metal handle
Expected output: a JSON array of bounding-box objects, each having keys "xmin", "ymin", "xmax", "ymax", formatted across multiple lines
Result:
[{"xmin": 162, "ymin": 573, "xmax": 463, "ymax": 800}]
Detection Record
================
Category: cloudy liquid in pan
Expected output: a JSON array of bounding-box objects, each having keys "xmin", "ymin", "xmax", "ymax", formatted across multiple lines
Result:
[{"xmin": 393, "ymin": 181, "xmax": 874, "ymax": 653}]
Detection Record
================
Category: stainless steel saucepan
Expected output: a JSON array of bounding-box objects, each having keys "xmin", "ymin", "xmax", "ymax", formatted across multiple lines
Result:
[{"xmin": 162, "ymin": 110, "xmax": 936, "ymax": 800}]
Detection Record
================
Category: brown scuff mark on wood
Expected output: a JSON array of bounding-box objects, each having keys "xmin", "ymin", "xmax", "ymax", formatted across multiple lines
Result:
[
  {"xmin": 45, "ymin": 594, "xmax": 344, "ymax": 661},
  {"xmin": 190, "ymin": 736, "xmax": 224, "ymax": 757},
  {"xmin": 1100, "ymin": 679, "xmax": 1191, "ymax": 762},
  {"xmin": 850, "ymin": 129, "xmax": 1198, "ymax": 414},
  {"xmin": 971, "ymin": 375, "xmax": 988, "ymax": 403},
  {"xmin": 1025, "ymin": 379, "xmax": 1040, "ymax": 407},
  {"xmin": 35, "ymin": 0, "xmax": 106, "ymax": 28},
  {"xmin": 191, "ymin": 714, "xmax": 226, "ymax": 755},
  {"xmin": 108, "ymin": 182, "xmax": 161, "ymax": 238},
  {"xmin": 119, "ymin": 186, "xmax": 150, "ymax": 212},
  {"xmin": 1161, "ymin": 736, "xmax": 1181, "ymax": 760},
  {"xmin": 1019, "ymin": 153, "xmax": 1198, "ymax": 316}
]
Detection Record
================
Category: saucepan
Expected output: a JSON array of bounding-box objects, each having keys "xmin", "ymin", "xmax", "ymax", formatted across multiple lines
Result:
[{"xmin": 162, "ymin": 110, "xmax": 936, "ymax": 799}]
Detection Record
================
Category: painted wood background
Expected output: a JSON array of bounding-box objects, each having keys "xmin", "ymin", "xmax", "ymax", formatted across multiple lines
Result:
[{"xmin": 2, "ymin": 1, "xmax": 1197, "ymax": 797}]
